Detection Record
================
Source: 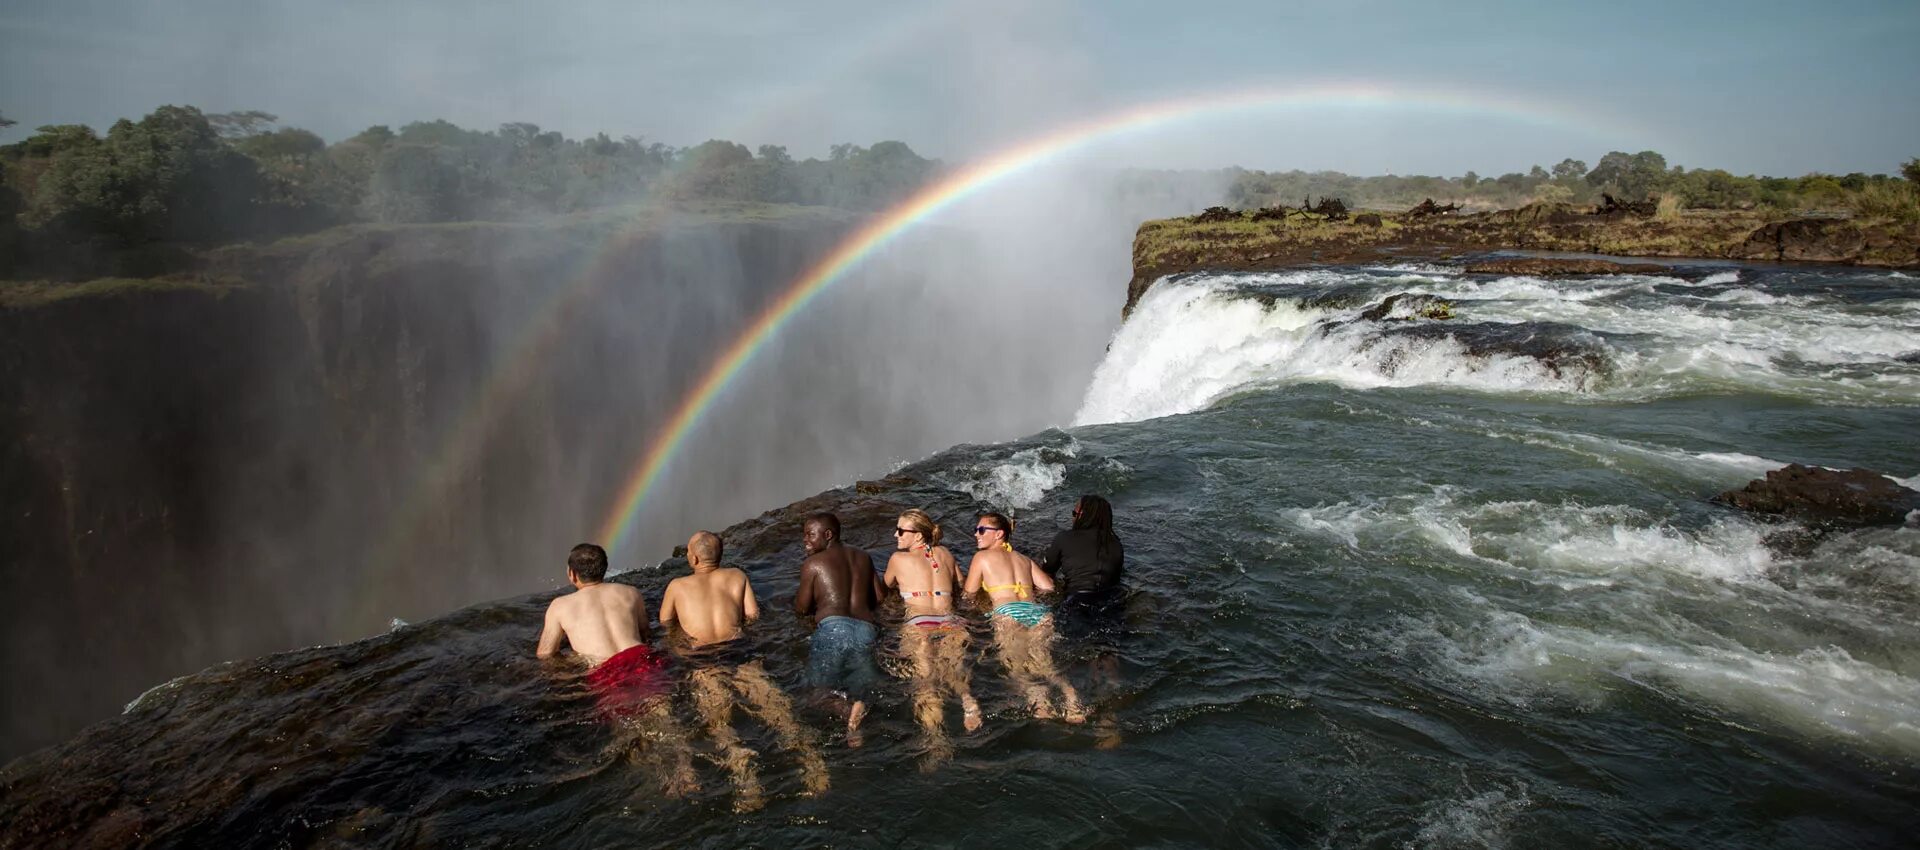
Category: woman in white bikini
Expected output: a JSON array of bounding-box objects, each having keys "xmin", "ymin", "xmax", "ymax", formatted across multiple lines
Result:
[{"xmin": 883, "ymin": 508, "xmax": 982, "ymax": 767}]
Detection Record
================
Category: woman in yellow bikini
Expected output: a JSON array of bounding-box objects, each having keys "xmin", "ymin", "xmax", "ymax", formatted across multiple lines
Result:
[
  {"xmin": 882, "ymin": 508, "xmax": 982, "ymax": 768},
  {"xmin": 964, "ymin": 512, "xmax": 1086, "ymax": 723}
]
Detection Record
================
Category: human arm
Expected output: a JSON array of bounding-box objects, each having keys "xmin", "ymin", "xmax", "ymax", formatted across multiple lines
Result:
[
  {"xmin": 742, "ymin": 576, "xmax": 760, "ymax": 623},
  {"xmin": 1030, "ymin": 556, "xmax": 1056, "ymax": 593},
  {"xmin": 536, "ymin": 602, "xmax": 566, "ymax": 658},
  {"xmin": 963, "ymin": 553, "xmax": 985, "ymax": 596},
  {"xmin": 1037, "ymin": 535, "xmax": 1063, "ymax": 576},
  {"xmin": 793, "ymin": 560, "xmax": 816, "ymax": 615},
  {"xmin": 658, "ymin": 582, "xmax": 678, "ymax": 627}
]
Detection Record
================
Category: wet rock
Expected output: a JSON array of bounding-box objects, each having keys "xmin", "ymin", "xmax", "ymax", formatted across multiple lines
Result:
[
  {"xmin": 1375, "ymin": 320, "xmax": 1611, "ymax": 382},
  {"xmin": 855, "ymin": 474, "xmax": 917, "ymax": 495},
  {"xmin": 1464, "ymin": 258, "xmax": 1672, "ymax": 276},
  {"xmin": 1357, "ymin": 293, "xmax": 1455, "ymax": 322},
  {"xmin": 1713, "ymin": 464, "xmax": 1920, "ymax": 527}
]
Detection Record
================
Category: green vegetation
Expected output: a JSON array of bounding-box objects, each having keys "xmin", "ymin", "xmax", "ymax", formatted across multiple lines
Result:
[
  {"xmin": 0, "ymin": 105, "xmax": 938, "ymax": 278},
  {"xmin": 1227, "ymin": 150, "xmax": 1919, "ymax": 224},
  {"xmin": 2, "ymin": 103, "xmax": 1915, "ymax": 283}
]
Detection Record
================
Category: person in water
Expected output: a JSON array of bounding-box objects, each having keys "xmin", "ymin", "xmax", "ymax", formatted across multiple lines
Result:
[
  {"xmin": 659, "ymin": 530, "xmax": 828, "ymax": 810},
  {"xmin": 1038, "ymin": 494, "xmax": 1127, "ymax": 746},
  {"xmin": 791, "ymin": 512, "xmax": 884, "ymax": 747},
  {"xmin": 882, "ymin": 508, "xmax": 982, "ymax": 768},
  {"xmin": 963, "ymin": 512, "xmax": 1086, "ymax": 723},
  {"xmin": 535, "ymin": 543, "xmax": 696, "ymax": 797}
]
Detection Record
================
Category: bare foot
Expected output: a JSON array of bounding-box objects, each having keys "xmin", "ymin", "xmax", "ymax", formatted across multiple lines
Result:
[
  {"xmin": 961, "ymin": 698, "xmax": 983, "ymax": 733},
  {"xmin": 846, "ymin": 701, "xmax": 868, "ymax": 748}
]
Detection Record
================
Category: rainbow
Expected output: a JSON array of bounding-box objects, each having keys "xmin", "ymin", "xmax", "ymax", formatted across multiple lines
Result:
[{"xmin": 593, "ymin": 82, "xmax": 1652, "ymax": 555}]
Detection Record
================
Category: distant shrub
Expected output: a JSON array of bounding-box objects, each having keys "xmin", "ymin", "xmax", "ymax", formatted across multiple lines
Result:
[
  {"xmin": 1850, "ymin": 182, "xmax": 1920, "ymax": 223},
  {"xmin": 1654, "ymin": 193, "xmax": 1683, "ymax": 221}
]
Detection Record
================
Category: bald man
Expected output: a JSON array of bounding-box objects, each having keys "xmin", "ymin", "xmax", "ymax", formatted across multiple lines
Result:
[
  {"xmin": 659, "ymin": 530, "xmax": 758, "ymax": 646},
  {"xmin": 658, "ymin": 530, "xmax": 827, "ymax": 811}
]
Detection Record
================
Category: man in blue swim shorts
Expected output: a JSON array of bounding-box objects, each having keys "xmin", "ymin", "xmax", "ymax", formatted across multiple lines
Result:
[{"xmin": 793, "ymin": 512, "xmax": 885, "ymax": 746}]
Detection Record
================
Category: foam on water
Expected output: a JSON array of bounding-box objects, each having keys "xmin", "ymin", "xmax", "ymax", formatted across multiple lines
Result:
[
  {"xmin": 936, "ymin": 440, "xmax": 1077, "ymax": 510},
  {"xmin": 1079, "ymin": 270, "xmax": 1920, "ymax": 424},
  {"xmin": 1281, "ymin": 489, "xmax": 1777, "ymax": 585},
  {"xmin": 1412, "ymin": 784, "xmax": 1531, "ymax": 850},
  {"xmin": 1412, "ymin": 611, "xmax": 1920, "ymax": 757},
  {"xmin": 1074, "ymin": 281, "xmax": 1597, "ymax": 424}
]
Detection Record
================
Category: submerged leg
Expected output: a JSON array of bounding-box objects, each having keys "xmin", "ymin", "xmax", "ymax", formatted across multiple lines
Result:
[
  {"xmin": 731, "ymin": 662, "xmax": 830, "ymax": 796},
  {"xmin": 995, "ymin": 618, "xmax": 1051, "ymax": 719},
  {"xmin": 937, "ymin": 628, "xmax": 982, "ymax": 733},
  {"xmin": 690, "ymin": 666, "xmax": 762, "ymax": 812},
  {"xmin": 626, "ymin": 699, "xmax": 700, "ymax": 798},
  {"xmin": 1029, "ymin": 618, "xmax": 1086, "ymax": 724},
  {"xmin": 901, "ymin": 628, "xmax": 951, "ymax": 770}
]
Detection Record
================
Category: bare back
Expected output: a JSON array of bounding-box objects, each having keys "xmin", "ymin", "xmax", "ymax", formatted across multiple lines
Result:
[
  {"xmin": 965, "ymin": 546, "xmax": 1052, "ymax": 607},
  {"xmin": 660, "ymin": 567, "xmax": 758, "ymax": 646},
  {"xmin": 538, "ymin": 582, "xmax": 648, "ymax": 666},
  {"xmin": 796, "ymin": 543, "xmax": 880, "ymax": 624},
  {"xmin": 885, "ymin": 545, "xmax": 959, "ymax": 617}
]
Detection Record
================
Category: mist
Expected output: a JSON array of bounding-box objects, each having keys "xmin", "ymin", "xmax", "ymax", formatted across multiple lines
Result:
[{"xmin": 4, "ymin": 0, "xmax": 1916, "ymax": 763}]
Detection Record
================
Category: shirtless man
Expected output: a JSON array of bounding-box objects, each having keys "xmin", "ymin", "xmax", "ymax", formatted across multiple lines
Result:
[
  {"xmin": 658, "ymin": 531, "xmax": 826, "ymax": 810},
  {"xmin": 535, "ymin": 543, "xmax": 693, "ymax": 796},
  {"xmin": 792, "ymin": 513, "xmax": 884, "ymax": 745}
]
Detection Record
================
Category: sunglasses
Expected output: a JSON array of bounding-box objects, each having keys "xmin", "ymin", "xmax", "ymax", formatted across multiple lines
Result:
[
  {"xmin": 894, "ymin": 527, "xmax": 917, "ymax": 536},
  {"xmin": 973, "ymin": 526, "xmax": 1003, "ymax": 535}
]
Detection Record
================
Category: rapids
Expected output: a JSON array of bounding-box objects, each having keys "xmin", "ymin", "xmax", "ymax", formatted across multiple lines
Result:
[{"xmin": 3, "ymin": 261, "xmax": 1917, "ymax": 848}]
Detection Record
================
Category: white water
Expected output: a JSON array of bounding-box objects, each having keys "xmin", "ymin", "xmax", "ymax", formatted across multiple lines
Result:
[
  {"xmin": 1280, "ymin": 485, "xmax": 1920, "ymax": 757},
  {"xmin": 1075, "ymin": 269, "xmax": 1920, "ymax": 424}
]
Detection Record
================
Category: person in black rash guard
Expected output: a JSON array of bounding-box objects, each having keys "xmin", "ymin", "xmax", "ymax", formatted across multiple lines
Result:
[
  {"xmin": 1038, "ymin": 494, "xmax": 1128, "ymax": 746},
  {"xmin": 1037, "ymin": 494, "xmax": 1125, "ymax": 646}
]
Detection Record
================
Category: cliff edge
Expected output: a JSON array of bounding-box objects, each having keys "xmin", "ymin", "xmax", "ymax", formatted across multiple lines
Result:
[{"xmin": 1126, "ymin": 202, "xmax": 1920, "ymax": 316}]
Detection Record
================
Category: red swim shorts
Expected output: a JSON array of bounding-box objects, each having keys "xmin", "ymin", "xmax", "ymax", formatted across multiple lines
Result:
[{"xmin": 587, "ymin": 644, "xmax": 672, "ymax": 721}]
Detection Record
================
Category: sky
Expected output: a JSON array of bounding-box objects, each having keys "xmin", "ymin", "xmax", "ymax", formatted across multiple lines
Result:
[{"xmin": 1, "ymin": 0, "xmax": 1915, "ymax": 177}]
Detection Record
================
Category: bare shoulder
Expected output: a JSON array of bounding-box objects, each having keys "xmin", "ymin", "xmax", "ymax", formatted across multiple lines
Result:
[{"xmin": 721, "ymin": 566, "xmax": 751, "ymax": 585}]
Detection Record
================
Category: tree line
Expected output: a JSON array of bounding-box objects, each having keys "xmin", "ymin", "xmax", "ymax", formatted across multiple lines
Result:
[
  {"xmin": 3, "ymin": 104, "xmax": 1917, "ymax": 280},
  {"xmin": 1227, "ymin": 151, "xmax": 1920, "ymax": 220},
  {"xmin": 0, "ymin": 105, "xmax": 940, "ymax": 278}
]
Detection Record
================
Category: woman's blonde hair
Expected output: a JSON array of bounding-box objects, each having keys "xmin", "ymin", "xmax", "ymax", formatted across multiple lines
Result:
[{"xmin": 898, "ymin": 508, "xmax": 941, "ymax": 547}]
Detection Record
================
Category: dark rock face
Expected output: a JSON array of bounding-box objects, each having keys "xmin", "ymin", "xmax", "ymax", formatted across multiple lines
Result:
[
  {"xmin": 1735, "ymin": 218, "xmax": 1920, "ymax": 266},
  {"xmin": 1713, "ymin": 464, "xmax": 1920, "ymax": 527},
  {"xmin": 0, "ymin": 214, "xmax": 862, "ymax": 760},
  {"xmin": 1464, "ymin": 258, "xmax": 1672, "ymax": 276}
]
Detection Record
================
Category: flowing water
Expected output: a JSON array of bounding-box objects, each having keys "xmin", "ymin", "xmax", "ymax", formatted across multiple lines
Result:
[{"xmin": 4, "ymin": 262, "xmax": 1919, "ymax": 848}]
